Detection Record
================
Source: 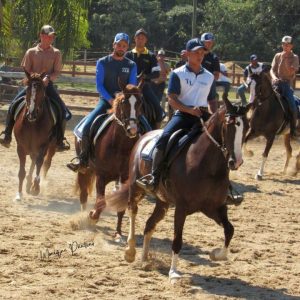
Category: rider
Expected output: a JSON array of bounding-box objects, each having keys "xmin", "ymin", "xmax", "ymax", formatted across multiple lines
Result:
[
  {"xmin": 67, "ymin": 33, "xmax": 137, "ymax": 173},
  {"xmin": 137, "ymin": 38, "xmax": 217, "ymax": 192},
  {"xmin": 0, "ymin": 25, "xmax": 70, "ymax": 151},
  {"xmin": 125, "ymin": 28, "xmax": 165, "ymax": 128},
  {"xmin": 270, "ymin": 35, "xmax": 300, "ymax": 138},
  {"xmin": 200, "ymin": 32, "xmax": 220, "ymax": 106},
  {"xmin": 237, "ymin": 54, "xmax": 265, "ymax": 105}
]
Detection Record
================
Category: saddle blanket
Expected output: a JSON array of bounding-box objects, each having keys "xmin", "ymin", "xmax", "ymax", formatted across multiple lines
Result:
[{"xmin": 74, "ymin": 114, "xmax": 115, "ymax": 145}]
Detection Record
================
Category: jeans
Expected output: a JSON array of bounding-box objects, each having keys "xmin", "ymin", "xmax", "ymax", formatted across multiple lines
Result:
[
  {"xmin": 81, "ymin": 98, "xmax": 111, "ymax": 136},
  {"xmin": 155, "ymin": 111, "xmax": 199, "ymax": 151},
  {"xmin": 276, "ymin": 81, "xmax": 297, "ymax": 115},
  {"xmin": 237, "ymin": 84, "xmax": 247, "ymax": 105}
]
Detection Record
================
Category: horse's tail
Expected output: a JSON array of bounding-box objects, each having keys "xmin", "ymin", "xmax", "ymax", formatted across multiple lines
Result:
[
  {"xmin": 105, "ymin": 182, "xmax": 129, "ymax": 212},
  {"xmin": 74, "ymin": 169, "xmax": 95, "ymax": 196}
]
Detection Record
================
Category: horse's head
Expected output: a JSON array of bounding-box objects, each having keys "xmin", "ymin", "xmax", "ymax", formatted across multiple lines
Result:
[
  {"xmin": 24, "ymin": 70, "xmax": 47, "ymax": 122},
  {"xmin": 113, "ymin": 81, "xmax": 143, "ymax": 138},
  {"xmin": 222, "ymin": 96, "xmax": 251, "ymax": 170},
  {"xmin": 251, "ymin": 72, "xmax": 272, "ymax": 103}
]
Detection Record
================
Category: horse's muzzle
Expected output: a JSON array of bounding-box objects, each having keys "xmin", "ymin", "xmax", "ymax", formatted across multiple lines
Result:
[
  {"xmin": 127, "ymin": 123, "xmax": 138, "ymax": 138},
  {"xmin": 228, "ymin": 157, "xmax": 243, "ymax": 170}
]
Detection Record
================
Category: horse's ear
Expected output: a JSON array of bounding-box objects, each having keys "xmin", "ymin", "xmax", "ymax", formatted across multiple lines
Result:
[
  {"xmin": 40, "ymin": 72, "xmax": 47, "ymax": 79},
  {"xmin": 118, "ymin": 77, "xmax": 127, "ymax": 91},
  {"xmin": 222, "ymin": 93, "xmax": 234, "ymax": 111}
]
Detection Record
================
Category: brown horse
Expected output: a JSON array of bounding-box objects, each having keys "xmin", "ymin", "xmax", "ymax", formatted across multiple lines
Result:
[
  {"xmin": 244, "ymin": 72, "xmax": 294, "ymax": 180},
  {"xmin": 13, "ymin": 71, "xmax": 57, "ymax": 201},
  {"xmin": 103, "ymin": 97, "xmax": 250, "ymax": 281},
  {"xmin": 75, "ymin": 82, "xmax": 144, "ymax": 237}
]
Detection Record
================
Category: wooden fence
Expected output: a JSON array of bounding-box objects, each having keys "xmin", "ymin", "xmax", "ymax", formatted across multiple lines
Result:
[{"xmin": 1, "ymin": 60, "xmax": 299, "ymax": 102}]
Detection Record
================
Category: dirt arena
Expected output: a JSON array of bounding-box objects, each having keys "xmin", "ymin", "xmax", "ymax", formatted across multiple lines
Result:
[{"xmin": 0, "ymin": 97, "xmax": 299, "ymax": 300}]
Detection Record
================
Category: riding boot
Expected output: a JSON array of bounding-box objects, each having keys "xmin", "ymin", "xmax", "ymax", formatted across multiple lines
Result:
[
  {"xmin": 0, "ymin": 110, "xmax": 15, "ymax": 148},
  {"xmin": 136, "ymin": 148, "xmax": 164, "ymax": 192},
  {"xmin": 67, "ymin": 135, "xmax": 90, "ymax": 173},
  {"xmin": 56, "ymin": 119, "xmax": 70, "ymax": 152}
]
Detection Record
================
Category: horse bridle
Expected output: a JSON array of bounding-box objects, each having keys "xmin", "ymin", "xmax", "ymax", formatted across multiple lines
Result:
[
  {"xmin": 200, "ymin": 114, "xmax": 241, "ymax": 158},
  {"xmin": 113, "ymin": 94, "xmax": 141, "ymax": 139}
]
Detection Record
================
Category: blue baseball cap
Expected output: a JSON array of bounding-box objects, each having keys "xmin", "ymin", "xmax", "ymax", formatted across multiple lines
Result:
[
  {"xmin": 186, "ymin": 38, "xmax": 206, "ymax": 51},
  {"xmin": 200, "ymin": 32, "xmax": 214, "ymax": 42},
  {"xmin": 250, "ymin": 54, "xmax": 258, "ymax": 61},
  {"xmin": 114, "ymin": 33, "xmax": 130, "ymax": 44}
]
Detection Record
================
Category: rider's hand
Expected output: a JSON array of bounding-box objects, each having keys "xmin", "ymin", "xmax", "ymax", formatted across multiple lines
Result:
[
  {"xmin": 43, "ymin": 76, "xmax": 50, "ymax": 87},
  {"xmin": 272, "ymin": 78, "xmax": 280, "ymax": 85},
  {"xmin": 190, "ymin": 106, "xmax": 202, "ymax": 117}
]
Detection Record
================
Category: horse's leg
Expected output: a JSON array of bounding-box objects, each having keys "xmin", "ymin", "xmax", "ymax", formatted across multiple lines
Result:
[
  {"xmin": 89, "ymin": 175, "xmax": 106, "ymax": 220},
  {"xmin": 26, "ymin": 158, "xmax": 35, "ymax": 194},
  {"xmin": 209, "ymin": 205, "xmax": 234, "ymax": 261},
  {"xmin": 283, "ymin": 133, "xmax": 292, "ymax": 174},
  {"xmin": 42, "ymin": 142, "xmax": 56, "ymax": 179},
  {"xmin": 169, "ymin": 205, "xmax": 187, "ymax": 282},
  {"xmin": 16, "ymin": 146, "xmax": 26, "ymax": 201},
  {"xmin": 124, "ymin": 198, "xmax": 138, "ymax": 263},
  {"xmin": 256, "ymin": 136, "xmax": 275, "ymax": 180},
  {"xmin": 142, "ymin": 199, "xmax": 169, "ymax": 262},
  {"xmin": 30, "ymin": 149, "xmax": 47, "ymax": 196},
  {"xmin": 77, "ymin": 169, "xmax": 95, "ymax": 211}
]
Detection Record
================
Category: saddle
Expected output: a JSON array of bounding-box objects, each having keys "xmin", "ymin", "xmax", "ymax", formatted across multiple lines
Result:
[{"xmin": 141, "ymin": 124, "xmax": 202, "ymax": 168}]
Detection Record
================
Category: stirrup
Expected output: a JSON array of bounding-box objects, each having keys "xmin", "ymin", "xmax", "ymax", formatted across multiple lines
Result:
[
  {"xmin": 136, "ymin": 174, "xmax": 156, "ymax": 193},
  {"xmin": 66, "ymin": 156, "xmax": 88, "ymax": 173}
]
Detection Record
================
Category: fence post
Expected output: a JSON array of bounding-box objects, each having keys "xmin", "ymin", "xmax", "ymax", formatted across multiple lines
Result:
[
  {"xmin": 84, "ymin": 49, "xmax": 87, "ymax": 73},
  {"xmin": 232, "ymin": 63, "xmax": 236, "ymax": 85}
]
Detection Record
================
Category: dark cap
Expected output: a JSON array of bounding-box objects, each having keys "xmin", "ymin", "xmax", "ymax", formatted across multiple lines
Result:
[
  {"xmin": 134, "ymin": 28, "xmax": 148, "ymax": 37},
  {"xmin": 186, "ymin": 38, "xmax": 206, "ymax": 51},
  {"xmin": 40, "ymin": 25, "xmax": 55, "ymax": 35},
  {"xmin": 200, "ymin": 32, "xmax": 214, "ymax": 42},
  {"xmin": 250, "ymin": 54, "xmax": 258, "ymax": 61}
]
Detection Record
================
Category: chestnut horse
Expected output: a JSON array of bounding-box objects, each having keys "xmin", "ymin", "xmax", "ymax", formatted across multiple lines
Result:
[
  {"xmin": 103, "ymin": 97, "xmax": 250, "ymax": 281},
  {"xmin": 244, "ymin": 72, "xmax": 294, "ymax": 180},
  {"xmin": 13, "ymin": 72, "xmax": 57, "ymax": 201},
  {"xmin": 75, "ymin": 83, "xmax": 144, "ymax": 237}
]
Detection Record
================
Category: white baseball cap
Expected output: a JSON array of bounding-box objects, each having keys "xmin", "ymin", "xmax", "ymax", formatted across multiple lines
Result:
[{"xmin": 282, "ymin": 36, "xmax": 292, "ymax": 44}]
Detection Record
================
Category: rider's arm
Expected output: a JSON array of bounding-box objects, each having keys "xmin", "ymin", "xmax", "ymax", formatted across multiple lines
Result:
[
  {"xmin": 128, "ymin": 63, "xmax": 137, "ymax": 85},
  {"xmin": 270, "ymin": 54, "xmax": 279, "ymax": 82},
  {"xmin": 49, "ymin": 50, "xmax": 62, "ymax": 81},
  {"xmin": 212, "ymin": 55, "xmax": 220, "ymax": 81},
  {"xmin": 96, "ymin": 60, "xmax": 114, "ymax": 104},
  {"xmin": 167, "ymin": 72, "xmax": 201, "ymax": 117}
]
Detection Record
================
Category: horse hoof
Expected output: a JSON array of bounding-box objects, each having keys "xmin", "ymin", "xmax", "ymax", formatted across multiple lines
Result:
[
  {"xmin": 209, "ymin": 248, "xmax": 228, "ymax": 261},
  {"xmin": 114, "ymin": 233, "xmax": 125, "ymax": 244},
  {"xmin": 124, "ymin": 248, "xmax": 136, "ymax": 263},
  {"xmin": 255, "ymin": 174, "xmax": 263, "ymax": 180},
  {"xmin": 30, "ymin": 187, "xmax": 40, "ymax": 196},
  {"xmin": 14, "ymin": 192, "xmax": 22, "ymax": 202},
  {"xmin": 169, "ymin": 270, "xmax": 181, "ymax": 284}
]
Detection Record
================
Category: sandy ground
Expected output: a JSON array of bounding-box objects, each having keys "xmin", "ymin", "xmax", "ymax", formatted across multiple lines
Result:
[{"xmin": 0, "ymin": 96, "xmax": 300, "ymax": 300}]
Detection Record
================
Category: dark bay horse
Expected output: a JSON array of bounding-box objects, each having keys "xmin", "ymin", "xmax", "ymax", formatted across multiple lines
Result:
[
  {"xmin": 13, "ymin": 72, "xmax": 57, "ymax": 201},
  {"xmin": 103, "ymin": 98, "xmax": 250, "ymax": 281},
  {"xmin": 244, "ymin": 72, "xmax": 294, "ymax": 180},
  {"xmin": 75, "ymin": 82, "xmax": 144, "ymax": 237}
]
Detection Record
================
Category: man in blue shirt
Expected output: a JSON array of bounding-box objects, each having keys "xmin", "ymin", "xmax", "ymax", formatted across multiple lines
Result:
[
  {"xmin": 137, "ymin": 38, "xmax": 217, "ymax": 191},
  {"xmin": 67, "ymin": 33, "xmax": 137, "ymax": 172}
]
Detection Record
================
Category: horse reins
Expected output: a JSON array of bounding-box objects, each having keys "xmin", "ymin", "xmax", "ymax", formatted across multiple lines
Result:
[{"xmin": 200, "ymin": 118, "xmax": 227, "ymax": 156}]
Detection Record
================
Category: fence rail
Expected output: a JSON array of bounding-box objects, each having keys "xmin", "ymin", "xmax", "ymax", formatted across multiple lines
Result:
[{"xmin": 1, "ymin": 60, "xmax": 300, "ymax": 101}]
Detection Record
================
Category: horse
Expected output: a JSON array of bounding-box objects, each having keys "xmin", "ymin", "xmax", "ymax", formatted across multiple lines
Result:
[
  {"xmin": 75, "ymin": 81, "xmax": 144, "ymax": 237},
  {"xmin": 103, "ymin": 97, "xmax": 250, "ymax": 281},
  {"xmin": 244, "ymin": 72, "xmax": 295, "ymax": 180},
  {"xmin": 13, "ymin": 71, "xmax": 57, "ymax": 201}
]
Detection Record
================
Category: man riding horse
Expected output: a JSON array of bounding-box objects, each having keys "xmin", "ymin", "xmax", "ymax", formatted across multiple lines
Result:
[
  {"xmin": 270, "ymin": 35, "xmax": 300, "ymax": 138},
  {"xmin": 0, "ymin": 25, "xmax": 71, "ymax": 151},
  {"xmin": 67, "ymin": 33, "xmax": 137, "ymax": 173}
]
